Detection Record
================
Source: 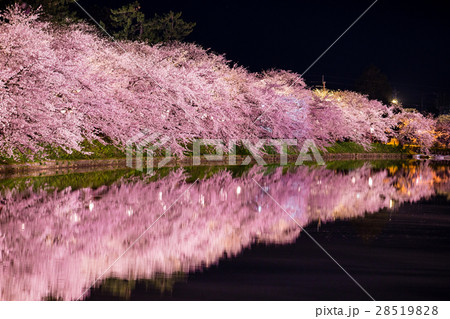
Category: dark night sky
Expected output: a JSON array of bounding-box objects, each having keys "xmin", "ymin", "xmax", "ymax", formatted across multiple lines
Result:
[{"xmin": 80, "ymin": 0, "xmax": 450, "ymax": 113}]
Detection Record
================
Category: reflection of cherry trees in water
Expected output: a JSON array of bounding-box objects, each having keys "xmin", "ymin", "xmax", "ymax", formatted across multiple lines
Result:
[
  {"xmin": 0, "ymin": 163, "xmax": 448, "ymax": 300},
  {"xmin": 433, "ymin": 165, "xmax": 450, "ymax": 199}
]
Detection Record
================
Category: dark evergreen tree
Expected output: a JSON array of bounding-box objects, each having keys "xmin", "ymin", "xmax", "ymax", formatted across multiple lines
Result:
[
  {"xmin": 108, "ymin": 2, "xmax": 195, "ymax": 44},
  {"xmin": 355, "ymin": 65, "xmax": 392, "ymax": 105},
  {"xmin": 0, "ymin": 0, "xmax": 195, "ymax": 44}
]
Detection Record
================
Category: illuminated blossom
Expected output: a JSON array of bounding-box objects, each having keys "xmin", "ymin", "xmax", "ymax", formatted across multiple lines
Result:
[{"xmin": 0, "ymin": 7, "xmax": 440, "ymax": 157}]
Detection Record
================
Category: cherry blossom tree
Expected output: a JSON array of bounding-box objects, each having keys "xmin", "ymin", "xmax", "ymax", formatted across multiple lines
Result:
[
  {"xmin": 393, "ymin": 109, "xmax": 436, "ymax": 151},
  {"xmin": 311, "ymin": 89, "xmax": 395, "ymax": 147},
  {"xmin": 0, "ymin": 6, "xmax": 86, "ymax": 156},
  {"xmin": 435, "ymin": 114, "xmax": 450, "ymax": 148},
  {"xmin": 0, "ymin": 6, "xmax": 443, "ymax": 158}
]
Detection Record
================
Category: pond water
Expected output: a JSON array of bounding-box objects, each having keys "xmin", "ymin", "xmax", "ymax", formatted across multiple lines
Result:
[{"xmin": 0, "ymin": 160, "xmax": 449, "ymax": 301}]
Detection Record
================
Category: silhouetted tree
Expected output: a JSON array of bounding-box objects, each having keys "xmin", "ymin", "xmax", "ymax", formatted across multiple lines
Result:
[
  {"xmin": 107, "ymin": 1, "xmax": 195, "ymax": 44},
  {"xmin": 146, "ymin": 11, "xmax": 196, "ymax": 43},
  {"xmin": 0, "ymin": 0, "xmax": 195, "ymax": 43},
  {"xmin": 355, "ymin": 65, "xmax": 392, "ymax": 104},
  {"xmin": 108, "ymin": 1, "xmax": 146, "ymax": 40}
]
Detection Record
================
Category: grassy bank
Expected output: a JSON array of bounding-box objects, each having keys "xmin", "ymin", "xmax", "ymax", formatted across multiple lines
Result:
[
  {"xmin": 324, "ymin": 142, "xmax": 410, "ymax": 154},
  {"xmin": 0, "ymin": 140, "xmax": 125, "ymax": 164}
]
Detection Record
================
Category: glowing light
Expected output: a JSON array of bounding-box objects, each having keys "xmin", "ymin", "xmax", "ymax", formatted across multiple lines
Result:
[
  {"xmin": 158, "ymin": 192, "xmax": 162, "ymax": 201},
  {"xmin": 21, "ymin": 223, "xmax": 25, "ymax": 231},
  {"xmin": 389, "ymin": 199, "xmax": 394, "ymax": 208},
  {"xmin": 126, "ymin": 207, "xmax": 133, "ymax": 216},
  {"xmin": 72, "ymin": 214, "xmax": 79, "ymax": 223},
  {"xmin": 351, "ymin": 177, "xmax": 356, "ymax": 184},
  {"xmin": 88, "ymin": 201, "xmax": 94, "ymax": 212},
  {"xmin": 236, "ymin": 186, "xmax": 241, "ymax": 195},
  {"xmin": 219, "ymin": 188, "xmax": 227, "ymax": 200},
  {"xmin": 368, "ymin": 177, "xmax": 373, "ymax": 187},
  {"xmin": 391, "ymin": 99, "xmax": 398, "ymax": 105}
]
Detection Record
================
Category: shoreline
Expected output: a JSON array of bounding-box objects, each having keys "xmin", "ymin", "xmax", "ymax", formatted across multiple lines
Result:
[
  {"xmin": 2, "ymin": 153, "xmax": 450, "ymax": 179},
  {"xmin": 0, "ymin": 153, "xmax": 420, "ymax": 175}
]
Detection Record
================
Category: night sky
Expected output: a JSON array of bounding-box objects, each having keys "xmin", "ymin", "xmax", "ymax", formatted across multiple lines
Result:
[{"xmin": 79, "ymin": 0, "xmax": 450, "ymax": 114}]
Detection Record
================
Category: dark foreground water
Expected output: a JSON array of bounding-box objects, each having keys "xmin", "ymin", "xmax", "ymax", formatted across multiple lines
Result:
[{"xmin": 0, "ymin": 161, "xmax": 449, "ymax": 300}]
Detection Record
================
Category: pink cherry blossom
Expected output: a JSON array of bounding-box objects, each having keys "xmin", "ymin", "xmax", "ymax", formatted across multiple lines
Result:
[{"xmin": 0, "ymin": 6, "xmax": 442, "ymax": 158}]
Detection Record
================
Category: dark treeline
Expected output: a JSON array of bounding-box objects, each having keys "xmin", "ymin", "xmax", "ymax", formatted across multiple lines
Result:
[{"xmin": 0, "ymin": 0, "xmax": 195, "ymax": 44}]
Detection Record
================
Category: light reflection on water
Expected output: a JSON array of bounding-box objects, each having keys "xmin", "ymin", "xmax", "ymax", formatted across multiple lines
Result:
[{"xmin": 0, "ymin": 161, "xmax": 449, "ymax": 300}]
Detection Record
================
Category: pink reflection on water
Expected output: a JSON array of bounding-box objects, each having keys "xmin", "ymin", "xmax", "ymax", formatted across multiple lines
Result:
[{"xmin": 0, "ymin": 163, "xmax": 448, "ymax": 300}]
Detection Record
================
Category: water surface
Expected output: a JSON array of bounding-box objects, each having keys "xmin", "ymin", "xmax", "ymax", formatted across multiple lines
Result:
[{"xmin": 0, "ymin": 161, "xmax": 449, "ymax": 300}]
